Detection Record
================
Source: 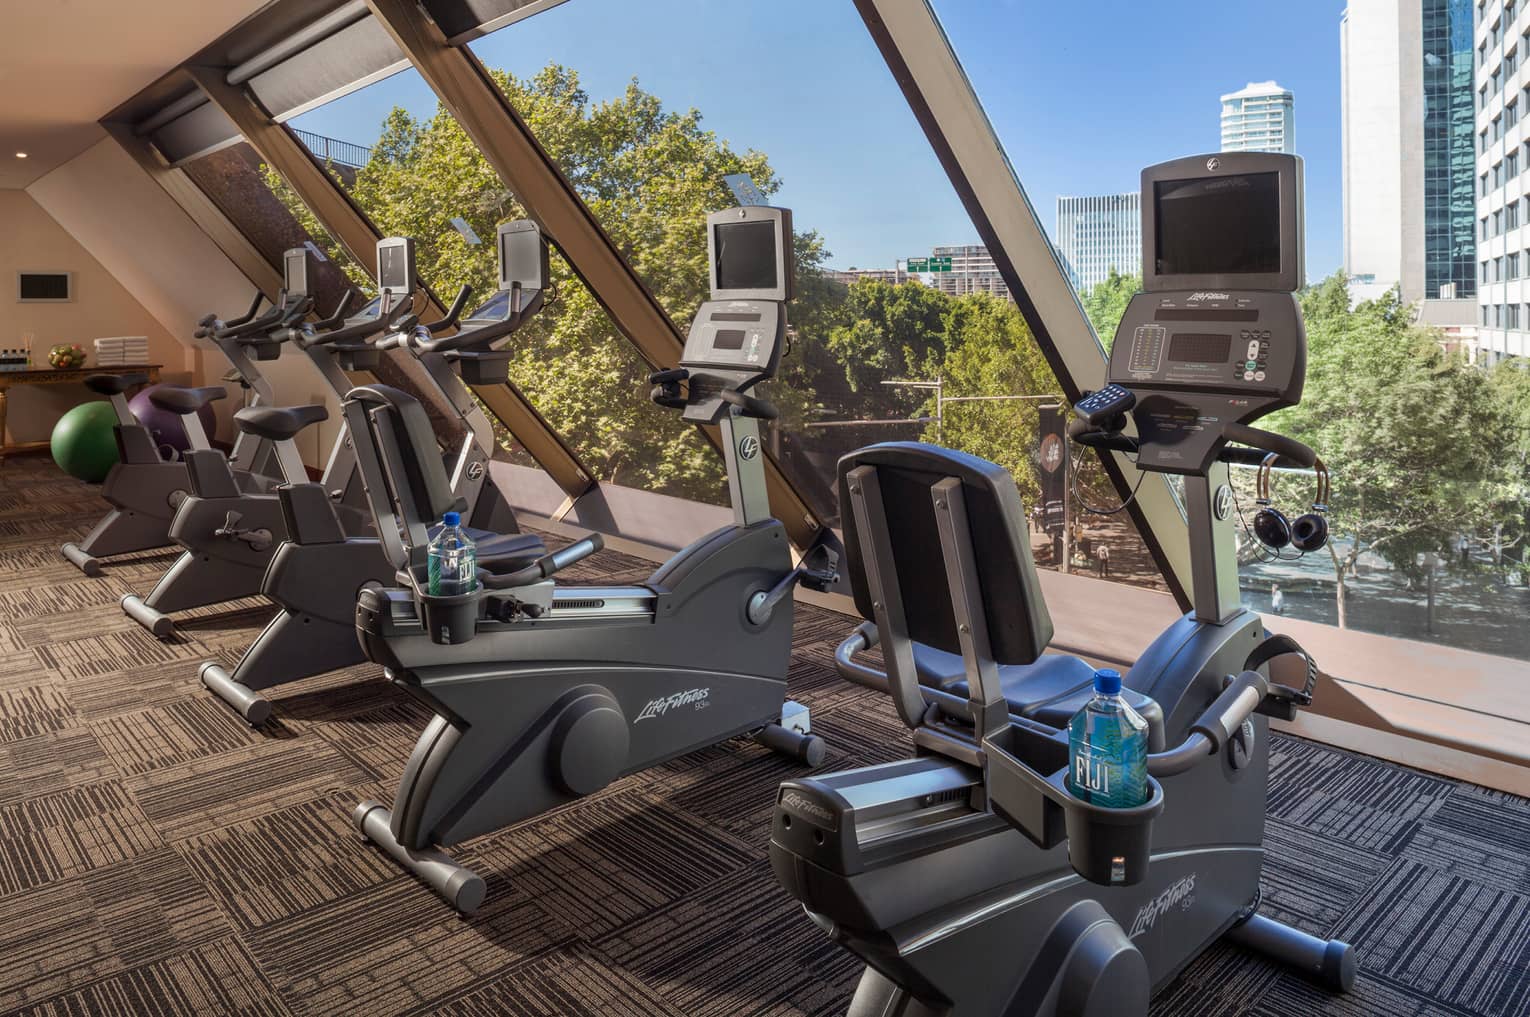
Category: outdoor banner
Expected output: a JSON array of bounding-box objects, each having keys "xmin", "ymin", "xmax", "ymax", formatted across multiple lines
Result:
[{"xmin": 1037, "ymin": 404, "xmax": 1068, "ymax": 535}]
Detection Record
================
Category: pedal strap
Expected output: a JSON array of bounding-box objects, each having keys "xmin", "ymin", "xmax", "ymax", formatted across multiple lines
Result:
[{"xmin": 1245, "ymin": 633, "xmax": 1317, "ymax": 707}]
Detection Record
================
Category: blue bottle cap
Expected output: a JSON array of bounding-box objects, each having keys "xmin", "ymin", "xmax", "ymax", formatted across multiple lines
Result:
[
  {"xmin": 1094, "ymin": 668, "xmax": 1122, "ymax": 695},
  {"xmin": 442, "ymin": 511, "xmax": 460, "ymax": 526}
]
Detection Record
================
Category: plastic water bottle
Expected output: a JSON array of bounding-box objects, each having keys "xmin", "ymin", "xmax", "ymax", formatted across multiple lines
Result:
[
  {"xmin": 1067, "ymin": 668, "xmax": 1149, "ymax": 808},
  {"xmin": 427, "ymin": 511, "xmax": 477, "ymax": 596}
]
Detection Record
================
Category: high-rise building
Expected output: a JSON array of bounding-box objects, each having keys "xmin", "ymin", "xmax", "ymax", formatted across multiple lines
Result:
[
  {"xmin": 1220, "ymin": 81, "xmax": 1296, "ymax": 154},
  {"xmin": 1341, "ymin": 0, "xmax": 1477, "ymax": 343},
  {"xmin": 1475, "ymin": 0, "xmax": 1530, "ymax": 359},
  {"xmin": 926, "ymin": 245, "xmax": 1012, "ymax": 300},
  {"xmin": 1055, "ymin": 193, "xmax": 1141, "ymax": 294}
]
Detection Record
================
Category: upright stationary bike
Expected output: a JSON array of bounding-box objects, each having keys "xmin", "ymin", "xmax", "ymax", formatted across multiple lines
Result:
[
  {"xmin": 198, "ymin": 225, "xmax": 551, "ymax": 724},
  {"xmin": 120, "ymin": 243, "xmax": 412, "ymax": 637},
  {"xmin": 61, "ymin": 293, "xmax": 297, "ymax": 576},
  {"xmin": 770, "ymin": 153, "xmax": 1356, "ymax": 1016},
  {"xmin": 346, "ymin": 205, "xmax": 838, "ymax": 913}
]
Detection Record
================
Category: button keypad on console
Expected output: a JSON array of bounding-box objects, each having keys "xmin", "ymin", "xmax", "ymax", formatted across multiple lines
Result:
[{"xmin": 1239, "ymin": 328, "xmax": 1272, "ymax": 382}]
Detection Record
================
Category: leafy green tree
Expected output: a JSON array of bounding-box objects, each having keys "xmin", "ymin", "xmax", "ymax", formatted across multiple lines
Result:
[
  {"xmin": 923, "ymin": 293, "xmax": 1059, "ymax": 504},
  {"xmin": 1487, "ymin": 359, "xmax": 1530, "ymax": 580},
  {"xmin": 1278, "ymin": 277, "xmax": 1513, "ymax": 626},
  {"xmin": 1081, "ymin": 269, "xmax": 1140, "ymax": 349},
  {"xmin": 823, "ymin": 278, "xmax": 952, "ymax": 414},
  {"xmin": 266, "ymin": 64, "xmax": 833, "ymax": 501}
]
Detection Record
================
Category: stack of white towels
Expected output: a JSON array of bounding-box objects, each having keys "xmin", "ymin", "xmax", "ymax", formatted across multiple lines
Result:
[{"xmin": 94, "ymin": 336, "xmax": 150, "ymax": 367}]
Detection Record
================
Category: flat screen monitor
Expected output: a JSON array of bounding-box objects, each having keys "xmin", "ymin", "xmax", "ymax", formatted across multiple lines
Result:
[
  {"xmin": 708, "ymin": 205, "xmax": 793, "ymax": 302},
  {"xmin": 497, "ymin": 221, "xmax": 546, "ymax": 292},
  {"xmin": 716, "ymin": 222, "xmax": 778, "ymax": 291},
  {"xmin": 376, "ymin": 237, "xmax": 415, "ymax": 297},
  {"xmin": 1155, "ymin": 173, "xmax": 1280, "ymax": 277},
  {"xmin": 1140, "ymin": 152, "xmax": 1302, "ymax": 293},
  {"xmin": 282, "ymin": 249, "xmax": 309, "ymax": 301}
]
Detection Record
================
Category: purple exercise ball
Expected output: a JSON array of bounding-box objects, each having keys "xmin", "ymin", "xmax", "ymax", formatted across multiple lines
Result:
[{"xmin": 128, "ymin": 384, "xmax": 218, "ymax": 457}]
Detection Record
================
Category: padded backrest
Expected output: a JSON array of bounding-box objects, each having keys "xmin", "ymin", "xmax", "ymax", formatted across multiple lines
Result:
[
  {"xmin": 837, "ymin": 442, "xmax": 1053, "ymax": 666},
  {"xmin": 356, "ymin": 385, "xmax": 462, "ymax": 526}
]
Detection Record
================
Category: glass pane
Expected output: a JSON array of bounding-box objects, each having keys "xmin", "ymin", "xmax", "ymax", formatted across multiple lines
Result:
[
  {"xmin": 936, "ymin": 0, "xmax": 1530, "ymax": 660},
  {"xmin": 462, "ymin": 0, "xmax": 1166, "ymax": 588},
  {"xmin": 288, "ymin": 65, "xmax": 726, "ymax": 502}
]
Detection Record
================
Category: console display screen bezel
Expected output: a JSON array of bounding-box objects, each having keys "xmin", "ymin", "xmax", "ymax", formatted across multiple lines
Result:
[{"xmin": 1140, "ymin": 152, "xmax": 1303, "ymax": 293}]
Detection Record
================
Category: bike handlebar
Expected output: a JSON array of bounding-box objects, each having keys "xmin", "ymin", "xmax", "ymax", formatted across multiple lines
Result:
[
  {"xmin": 300, "ymin": 292, "xmax": 414, "ymax": 350},
  {"xmin": 1219, "ymin": 422, "xmax": 1316, "ymax": 469}
]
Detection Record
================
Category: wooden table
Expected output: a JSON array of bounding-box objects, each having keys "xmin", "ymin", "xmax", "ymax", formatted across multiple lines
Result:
[{"xmin": 0, "ymin": 364, "xmax": 162, "ymax": 461}]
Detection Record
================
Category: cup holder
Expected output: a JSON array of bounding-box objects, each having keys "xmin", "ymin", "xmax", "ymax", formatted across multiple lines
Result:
[
  {"xmin": 337, "ymin": 348, "xmax": 380, "ymax": 371},
  {"xmin": 416, "ymin": 587, "xmax": 483, "ymax": 644},
  {"xmin": 408, "ymin": 566, "xmax": 484, "ymax": 645},
  {"xmin": 456, "ymin": 352, "xmax": 512, "ymax": 386},
  {"xmin": 1051, "ymin": 770, "xmax": 1164, "ymax": 886},
  {"xmin": 983, "ymin": 724, "xmax": 1165, "ymax": 887}
]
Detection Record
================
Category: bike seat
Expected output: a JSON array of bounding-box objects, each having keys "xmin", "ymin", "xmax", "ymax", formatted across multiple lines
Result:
[
  {"xmin": 233, "ymin": 404, "xmax": 329, "ymax": 441},
  {"xmin": 911, "ymin": 644, "xmax": 1164, "ymax": 740},
  {"xmin": 84, "ymin": 372, "xmax": 149, "ymax": 395},
  {"xmin": 149, "ymin": 385, "xmax": 228, "ymax": 414},
  {"xmin": 460, "ymin": 528, "xmax": 545, "ymax": 569}
]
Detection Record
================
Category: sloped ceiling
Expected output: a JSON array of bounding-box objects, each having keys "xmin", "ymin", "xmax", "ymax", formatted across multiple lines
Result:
[{"xmin": 0, "ymin": 0, "xmax": 268, "ymax": 188}]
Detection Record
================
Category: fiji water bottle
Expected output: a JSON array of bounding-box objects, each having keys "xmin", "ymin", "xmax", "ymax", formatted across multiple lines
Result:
[
  {"xmin": 427, "ymin": 511, "xmax": 477, "ymax": 596},
  {"xmin": 1068, "ymin": 668, "xmax": 1149, "ymax": 808}
]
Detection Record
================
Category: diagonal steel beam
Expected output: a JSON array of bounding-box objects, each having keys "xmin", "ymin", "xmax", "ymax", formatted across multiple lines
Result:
[
  {"xmin": 363, "ymin": 0, "xmax": 829, "ymax": 551},
  {"xmin": 185, "ymin": 64, "xmax": 597, "ymax": 501}
]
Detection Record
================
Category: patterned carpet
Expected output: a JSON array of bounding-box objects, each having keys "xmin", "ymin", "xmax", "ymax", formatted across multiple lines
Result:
[{"xmin": 0, "ymin": 454, "xmax": 1527, "ymax": 1016}]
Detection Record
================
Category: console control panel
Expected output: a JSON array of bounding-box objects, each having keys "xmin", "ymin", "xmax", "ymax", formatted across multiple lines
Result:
[{"xmin": 1104, "ymin": 290, "xmax": 1306, "ymax": 475}]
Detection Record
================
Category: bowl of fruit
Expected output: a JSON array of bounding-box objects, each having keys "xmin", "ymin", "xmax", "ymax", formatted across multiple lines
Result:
[{"xmin": 48, "ymin": 343, "xmax": 86, "ymax": 369}]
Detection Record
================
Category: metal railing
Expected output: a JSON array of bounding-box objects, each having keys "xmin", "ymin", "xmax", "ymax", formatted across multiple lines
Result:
[{"xmin": 293, "ymin": 128, "xmax": 373, "ymax": 169}]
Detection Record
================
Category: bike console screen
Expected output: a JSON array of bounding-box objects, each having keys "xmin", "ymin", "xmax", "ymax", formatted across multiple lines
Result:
[
  {"xmin": 1103, "ymin": 153, "xmax": 1307, "ymax": 475},
  {"xmin": 1154, "ymin": 172, "xmax": 1280, "ymax": 278},
  {"xmin": 715, "ymin": 221, "xmax": 778, "ymax": 293},
  {"xmin": 677, "ymin": 206, "xmax": 794, "ymax": 420},
  {"xmin": 376, "ymin": 237, "xmax": 416, "ymax": 315}
]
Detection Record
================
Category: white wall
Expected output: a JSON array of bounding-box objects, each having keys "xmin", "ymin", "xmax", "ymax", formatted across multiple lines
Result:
[
  {"xmin": 25, "ymin": 137, "xmax": 342, "ymax": 465},
  {"xmin": 0, "ymin": 189, "xmax": 187, "ymax": 443}
]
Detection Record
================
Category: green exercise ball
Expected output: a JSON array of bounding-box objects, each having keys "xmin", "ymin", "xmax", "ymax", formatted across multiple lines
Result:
[{"xmin": 51, "ymin": 401, "xmax": 120, "ymax": 483}]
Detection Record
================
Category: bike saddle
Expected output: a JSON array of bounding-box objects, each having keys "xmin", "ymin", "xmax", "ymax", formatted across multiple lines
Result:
[
  {"xmin": 148, "ymin": 385, "xmax": 228, "ymax": 414},
  {"xmin": 84, "ymin": 372, "xmax": 150, "ymax": 396},
  {"xmin": 232, "ymin": 404, "xmax": 329, "ymax": 442}
]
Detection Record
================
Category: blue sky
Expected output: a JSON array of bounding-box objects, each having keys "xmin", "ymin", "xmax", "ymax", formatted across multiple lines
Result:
[{"xmin": 293, "ymin": 0, "xmax": 1346, "ymax": 279}]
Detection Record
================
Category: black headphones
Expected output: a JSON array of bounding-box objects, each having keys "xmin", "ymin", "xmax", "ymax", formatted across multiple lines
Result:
[{"xmin": 1252, "ymin": 453, "xmax": 1330, "ymax": 554}]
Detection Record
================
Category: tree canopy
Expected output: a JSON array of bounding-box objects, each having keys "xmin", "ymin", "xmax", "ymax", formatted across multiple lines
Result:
[{"xmin": 1272, "ymin": 275, "xmax": 1524, "ymax": 624}]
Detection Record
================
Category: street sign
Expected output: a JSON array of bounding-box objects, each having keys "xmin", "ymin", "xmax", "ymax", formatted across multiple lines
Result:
[{"xmin": 907, "ymin": 256, "xmax": 954, "ymax": 272}]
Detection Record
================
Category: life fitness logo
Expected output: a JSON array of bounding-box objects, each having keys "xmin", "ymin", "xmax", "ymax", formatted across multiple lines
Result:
[
  {"xmin": 1127, "ymin": 873, "xmax": 1197, "ymax": 939},
  {"xmin": 467, "ymin": 461, "xmax": 486, "ymax": 482},
  {"xmin": 779, "ymin": 790, "xmax": 835, "ymax": 826},
  {"xmin": 738, "ymin": 435, "xmax": 761, "ymax": 462},
  {"xmin": 635, "ymin": 687, "xmax": 710, "ymax": 722}
]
